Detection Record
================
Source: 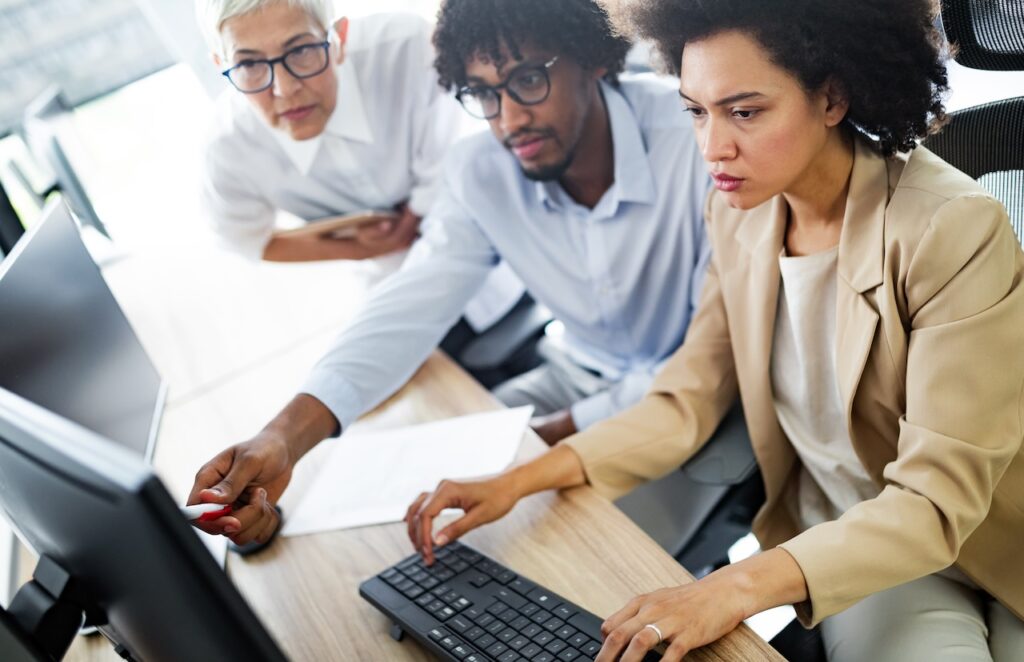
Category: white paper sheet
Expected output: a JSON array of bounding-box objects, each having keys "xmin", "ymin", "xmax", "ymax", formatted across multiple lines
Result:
[{"xmin": 281, "ymin": 406, "xmax": 533, "ymax": 537}]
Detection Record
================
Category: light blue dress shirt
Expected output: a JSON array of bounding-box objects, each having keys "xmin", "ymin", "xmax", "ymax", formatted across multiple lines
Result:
[{"xmin": 302, "ymin": 74, "xmax": 713, "ymax": 431}]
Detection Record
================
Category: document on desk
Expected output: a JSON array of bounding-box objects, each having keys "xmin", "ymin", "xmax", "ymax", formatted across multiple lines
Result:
[{"xmin": 281, "ymin": 406, "xmax": 533, "ymax": 537}]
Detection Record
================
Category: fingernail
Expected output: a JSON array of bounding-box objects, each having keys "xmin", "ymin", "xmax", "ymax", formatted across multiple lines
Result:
[
  {"xmin": 224, "ymin": 525, "xmax": 239, "ymax": 534},
  {"xmin": 208, "ymin": 487, "xmax": 223, "ymax": 496},
  {"xmin": 434, "ymin": 534, "xmax": 448, "ymax": 547}
]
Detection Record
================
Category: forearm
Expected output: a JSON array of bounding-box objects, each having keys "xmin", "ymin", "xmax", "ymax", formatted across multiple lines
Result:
[
  {"xmin": 505, "ymin": 445, "xmax": 588, "ymax": 500},
  {"xmin": 263, "ymin": 234, "xmax": 376, "ymax": 262},
  {"xmin": 714, "ymin": 547, "xmax": 808, "ymax": 619},
  {"xmin": 262, "ymin": 394, "xmax": 340, "ymax": 464}
]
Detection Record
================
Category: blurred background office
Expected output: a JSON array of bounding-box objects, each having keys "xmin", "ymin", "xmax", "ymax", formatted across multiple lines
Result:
[{"xmin": 1, "ymin": 0, "xmax": 1023, "ymax": 637}]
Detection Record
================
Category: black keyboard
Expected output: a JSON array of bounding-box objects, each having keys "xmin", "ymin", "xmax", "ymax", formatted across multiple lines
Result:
[{"xmin": 360, "ymin": 541, "xmax": 661, "ymax": 661}]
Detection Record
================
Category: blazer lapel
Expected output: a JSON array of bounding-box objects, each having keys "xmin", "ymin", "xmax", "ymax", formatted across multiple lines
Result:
[
  {"xmin": 835, "ymin": 142, "xmax": 889, "ymax": 442},
  {"xmin": 733, "ymin": 196, "xmax": 790, "ymax": 497}
]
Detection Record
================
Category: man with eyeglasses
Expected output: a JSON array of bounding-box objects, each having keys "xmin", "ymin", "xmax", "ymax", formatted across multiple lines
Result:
[{"xmin": 188, "ymin": 0, "xmax": 713, "ymax": 547}]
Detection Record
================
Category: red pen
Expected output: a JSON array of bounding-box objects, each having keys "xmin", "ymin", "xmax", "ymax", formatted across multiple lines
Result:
[{"xmin": 181, "ymin": 503, "xmax": 233, "ymax": 522}]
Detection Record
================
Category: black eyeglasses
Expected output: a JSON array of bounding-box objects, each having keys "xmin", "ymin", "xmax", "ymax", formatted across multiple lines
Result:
[
  {"xmin": 456, "ymin": 57, "xmax": 559, "ymax": 120},
  {"xmin": 222, "ymin": 41, "xmax": 331, "ymax": 94}
]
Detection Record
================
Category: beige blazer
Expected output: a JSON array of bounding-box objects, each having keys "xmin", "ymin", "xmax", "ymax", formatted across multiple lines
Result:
[{"xmin": 565, "ymin": 140, "xmax": 1024, "ymax": 626}]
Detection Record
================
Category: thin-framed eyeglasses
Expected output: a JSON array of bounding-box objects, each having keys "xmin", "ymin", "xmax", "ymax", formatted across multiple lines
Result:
[
  {"xmin": 456, "ymin": 56, "xmax": 560, "ymax": 120},
  {"xmin": 222, "ymin": 41, "xmax": 331, "ymax": 94}
]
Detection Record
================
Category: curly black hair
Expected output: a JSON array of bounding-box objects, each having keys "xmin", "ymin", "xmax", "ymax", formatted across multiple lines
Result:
[
  {"xmin": 433, "ymin": 0, "xmax": 633, "ymax": 92},
  {"xmin": 608, "ymin": 0, "xmax": 949, "ymax": 156}
]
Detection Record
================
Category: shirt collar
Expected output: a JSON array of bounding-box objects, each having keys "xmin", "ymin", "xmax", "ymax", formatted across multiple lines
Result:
[
  {"xmin": 268, "ymin": 59, "xmax": 375, "ymax": 176},
  {"xmin": 538, "ymin": 80, "xmax": 657, "ymax": 213}
]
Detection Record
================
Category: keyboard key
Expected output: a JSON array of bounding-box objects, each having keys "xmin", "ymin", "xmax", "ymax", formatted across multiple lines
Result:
[
  {"xmin": 409, "ymin": 571, "xmax": 430, "ymax": 583},
  {"xmin": 426, "ymin": 599, "xmax": 446, "ymax": 614},
  {"xmin": 396, "ymin": 579, "xmax": 416, "ymax": 593},
  {"xmin": 487, "ymin": 602, "xmax": 510, "ymax": 616},
  {"xmin": 421, "ymin": 577, "xmax": 440, "ymax": 590},
  {"xmin": 544, "ymin": 639, "xmax": 568, "ymax": 654},
  {"xmin": 438, "ymin": 606, "xmax": 456, "ymax": 620},
  {"xmin": 465, "ymin": 656, "xmax": 485, "ymax": 662},
  {"xmin": 496, "ymin": 588, "xmax": 527, "ymax": 609},
  {"xmin": 553, "ymin": 605, "xmax": 577, "ymax": 621},
  {"xmin": 496, "ymin": 570, "xmax": 517, "ymax": 584},
  {"xmin": 486, "ymin": 620, "xmax": 507, "ymax": 635},
  {"xmin": 449, "ymin": 559, "xmax": 471, "ymax": 573},
  {"xmin": 533, "ymin": 655, "xmax": 556, "ymax": 662},
  {"xmin": 475, "ymin": 613, "xmax": 496, "ymax": 628},
  {"xmin": 557, "ymin": 648, "xmax": 581, "ymax": 660},
  {"xmin": 581, "ymin": 640, "xmax": 601, "ymax": 656},
  {"xmin": 427, "ymin": 627, "xmax": 447, "ymax": 641},
  {"xmin": 436, "ymin": 548, "xmax": 453, "ymax": 561},
  {"xmin": 498, "ymin": 627, "xmax": 518, "ymax": 643},
  {"xmin": 568, "ymin": 633, "xmax": 588, "ymax": 648},
  {"xmin": 402, "ymin": 586, "xmax": 424, "ymax": 599},
  {"xmin": 465, "ymin": 626, "xmax": 485, "ymax": 641},
  {"xmin": 465, "ymin": 606, "xmax": 485, "ymax": 620},
  {"xmin": 509, "ymin": 577, "xmax": 537, "ymax": 595},
  {"xmin": 456, "ymin": 548, "xmax": 482, "ymax": 564},
  {"xmin": 449, "ymin": 616, "xmax": 473, "ymax": 633},
  {"xmin": 555, "ymin": 625, "xmax": 577, "ymax": 641},
  {"xmin": 432, "ymin": 584, "xmax": 452, "ymax": 597},
  {"xmin": 442, "ymin": 591, "xmax": 461, "ymax": 603},
  {"xmin": 530, "ymin": 610, "xmax": 553, "ymax": 625},
  {"xmin": 415, "ymin": 593, "xmax": 433, "ymax": 607},
  {"xmin": 510, "ymin": 616, "xmax": 532, "ymax": 631},
  {"xmin": 521, "ymin": 643, "xmax": 543, "ymax": 657},
  {"xmin": 468, "ymin": 573, "xmax": 491, "ymax": 588},
  {"xmin": 498, "ymin": 609, "xmax": 519, "ymax": 623},
  {"xmin": 497, "ymin": 651, "xmax": 520, "ymax": 662},
  {"xmin": 436, "ymin": 569, "xmax": 456, "ymax": 581},
  {"xmin": 529, "ymin": 589, "xmax": 559, "ymax": 609},
  {"xmin": 476, "ymin": 634, "xmax": 497, "ymax": 649},
  {"xmin": 522, "ymin": 624, "xmax": 543, "ymax": 638},
  {"xmin": 509, "ymin": 635, "xmax": 531, "ymax": 650},
  {"xmin": 452, "ymin": 644, "xmax": 474, "ymax": 659},
  {"xmin": 532, "ymin": 631, "xmax": 555, "ymax": 646},
  {"xmin": 520, "ymin": 603, "xmax": 540, "ymax": 617},
  {"xmin": 542, "ymin": 617, "xmax": 566, "ymax": 632},
  {"xmin": 486, "ymin": 641, "xmax": 509, "ymax": 657},
  {"xmin": 440, "ymin": 636, "xmax": 459, "ymax": 650},
  {"xmin": 453, "ymin": 597, "xmax": 474, "ymax": 611}
]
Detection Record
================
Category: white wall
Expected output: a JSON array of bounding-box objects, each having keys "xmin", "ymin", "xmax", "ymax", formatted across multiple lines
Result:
[{"xmin": 132, "ymin": 0, "xmax": 228, "ymax": 99}]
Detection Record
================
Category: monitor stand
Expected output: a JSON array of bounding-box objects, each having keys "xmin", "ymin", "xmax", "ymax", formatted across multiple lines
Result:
[{"xmin": 0, "ymin": 555, "xmax": 125, "ymax": 662}]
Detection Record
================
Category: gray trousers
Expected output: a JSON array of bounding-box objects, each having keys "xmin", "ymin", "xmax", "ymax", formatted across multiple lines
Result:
[
  {"xmin": 492, "ymin": 339, "xmax": 612, "ymax": 417},
  {"xmin": 822, "ymin": 568, "xmax": 1024, "ymax": 662}
]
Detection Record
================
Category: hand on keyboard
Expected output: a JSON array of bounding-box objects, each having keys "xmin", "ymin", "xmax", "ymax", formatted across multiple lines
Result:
[{"xmin": 405, "ymin": 474, "xmax": 522, "ymax": 565}]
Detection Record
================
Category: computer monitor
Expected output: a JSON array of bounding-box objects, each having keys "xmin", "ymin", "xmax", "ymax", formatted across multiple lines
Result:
[
  {"xmin": 0, "ymin": 180, "xmax": 23, "ymax": 257},
  {"xmin": 0, "ymin": 386, "xmax": 286, "ymax": 661},
  {"xmin": 0, "ymin": 200, "xmax": 165, "ymax": 460},
  {"xmin": 20, "ymin": 88, "xmax": 109, "ymax": 239}
]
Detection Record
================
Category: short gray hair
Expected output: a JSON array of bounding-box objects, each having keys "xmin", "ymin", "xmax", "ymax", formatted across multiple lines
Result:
[{"xmin": 196, "ymin": 0, "xmax": 332, "ymax": 54}]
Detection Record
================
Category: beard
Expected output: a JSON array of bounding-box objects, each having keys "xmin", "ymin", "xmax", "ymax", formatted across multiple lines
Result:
[{"xmin": 520, "ymin": 148, "xmax": 576, "ymax": 182}]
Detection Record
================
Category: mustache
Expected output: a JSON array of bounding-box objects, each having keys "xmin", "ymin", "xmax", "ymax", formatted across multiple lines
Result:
[{"xmin": 503, "ymin": 129, "xmax": 556, "ymax": 149}]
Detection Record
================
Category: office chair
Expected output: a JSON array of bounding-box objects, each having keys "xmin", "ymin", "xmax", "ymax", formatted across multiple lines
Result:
[{"xmin": 924, "ymin": 0, "xmax": 1024, "ymax": 246}]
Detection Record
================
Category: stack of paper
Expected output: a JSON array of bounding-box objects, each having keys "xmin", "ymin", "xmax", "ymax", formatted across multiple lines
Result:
[{"xmin": 282, "ymin": 407, "xmax": 533, "ymax": 537}]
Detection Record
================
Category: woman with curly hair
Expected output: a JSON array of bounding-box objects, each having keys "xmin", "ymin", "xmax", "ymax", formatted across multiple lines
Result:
[{"xmin": 406, "ymin": 0, "xmax": 1024, "ymax": 659}]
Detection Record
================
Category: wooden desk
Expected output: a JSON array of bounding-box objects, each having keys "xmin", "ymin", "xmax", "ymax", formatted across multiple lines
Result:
[{"xmin": 63, "ymin": 337, "xmax": 781, "ymax": 661}]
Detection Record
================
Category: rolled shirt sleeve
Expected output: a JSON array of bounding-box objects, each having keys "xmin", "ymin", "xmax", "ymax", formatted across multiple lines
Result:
[{"xmin": 300, "ymin": 173, "xmax": 501, "ymax": 430}]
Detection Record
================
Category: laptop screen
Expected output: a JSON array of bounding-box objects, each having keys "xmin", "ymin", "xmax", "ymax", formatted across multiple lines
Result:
[{"xmin": 0, "ymin": 201, "xmax": 164, "ymax": 459}]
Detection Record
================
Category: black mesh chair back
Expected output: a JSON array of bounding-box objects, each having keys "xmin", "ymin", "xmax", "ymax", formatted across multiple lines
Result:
[
  {"xmin": 940, "ymin": 0, "xmax": 1024, "ymax": 70},
  {"xmin": 924, "ymin": 0, "xmax": 1024, "ymax": 246},
  {"xmin": 924, "ymin": 97, "xmax": 1024, "ymax": 244}
]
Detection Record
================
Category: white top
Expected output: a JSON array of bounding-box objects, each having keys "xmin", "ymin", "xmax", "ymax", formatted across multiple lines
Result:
[
  {"xmin": 301, "ymin": 76, "xmax": 713, "ymax": 431},
  {"xmin": 770, "ymin": 247, "xmax": 879, "ymax": 529},
  {"xmin": 200, "ymin": 12, "xmax": 523, "ymax": 330},
  {"xmin": 201, "ymin": 13, "xmax": 460, "ymax": 259}
]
